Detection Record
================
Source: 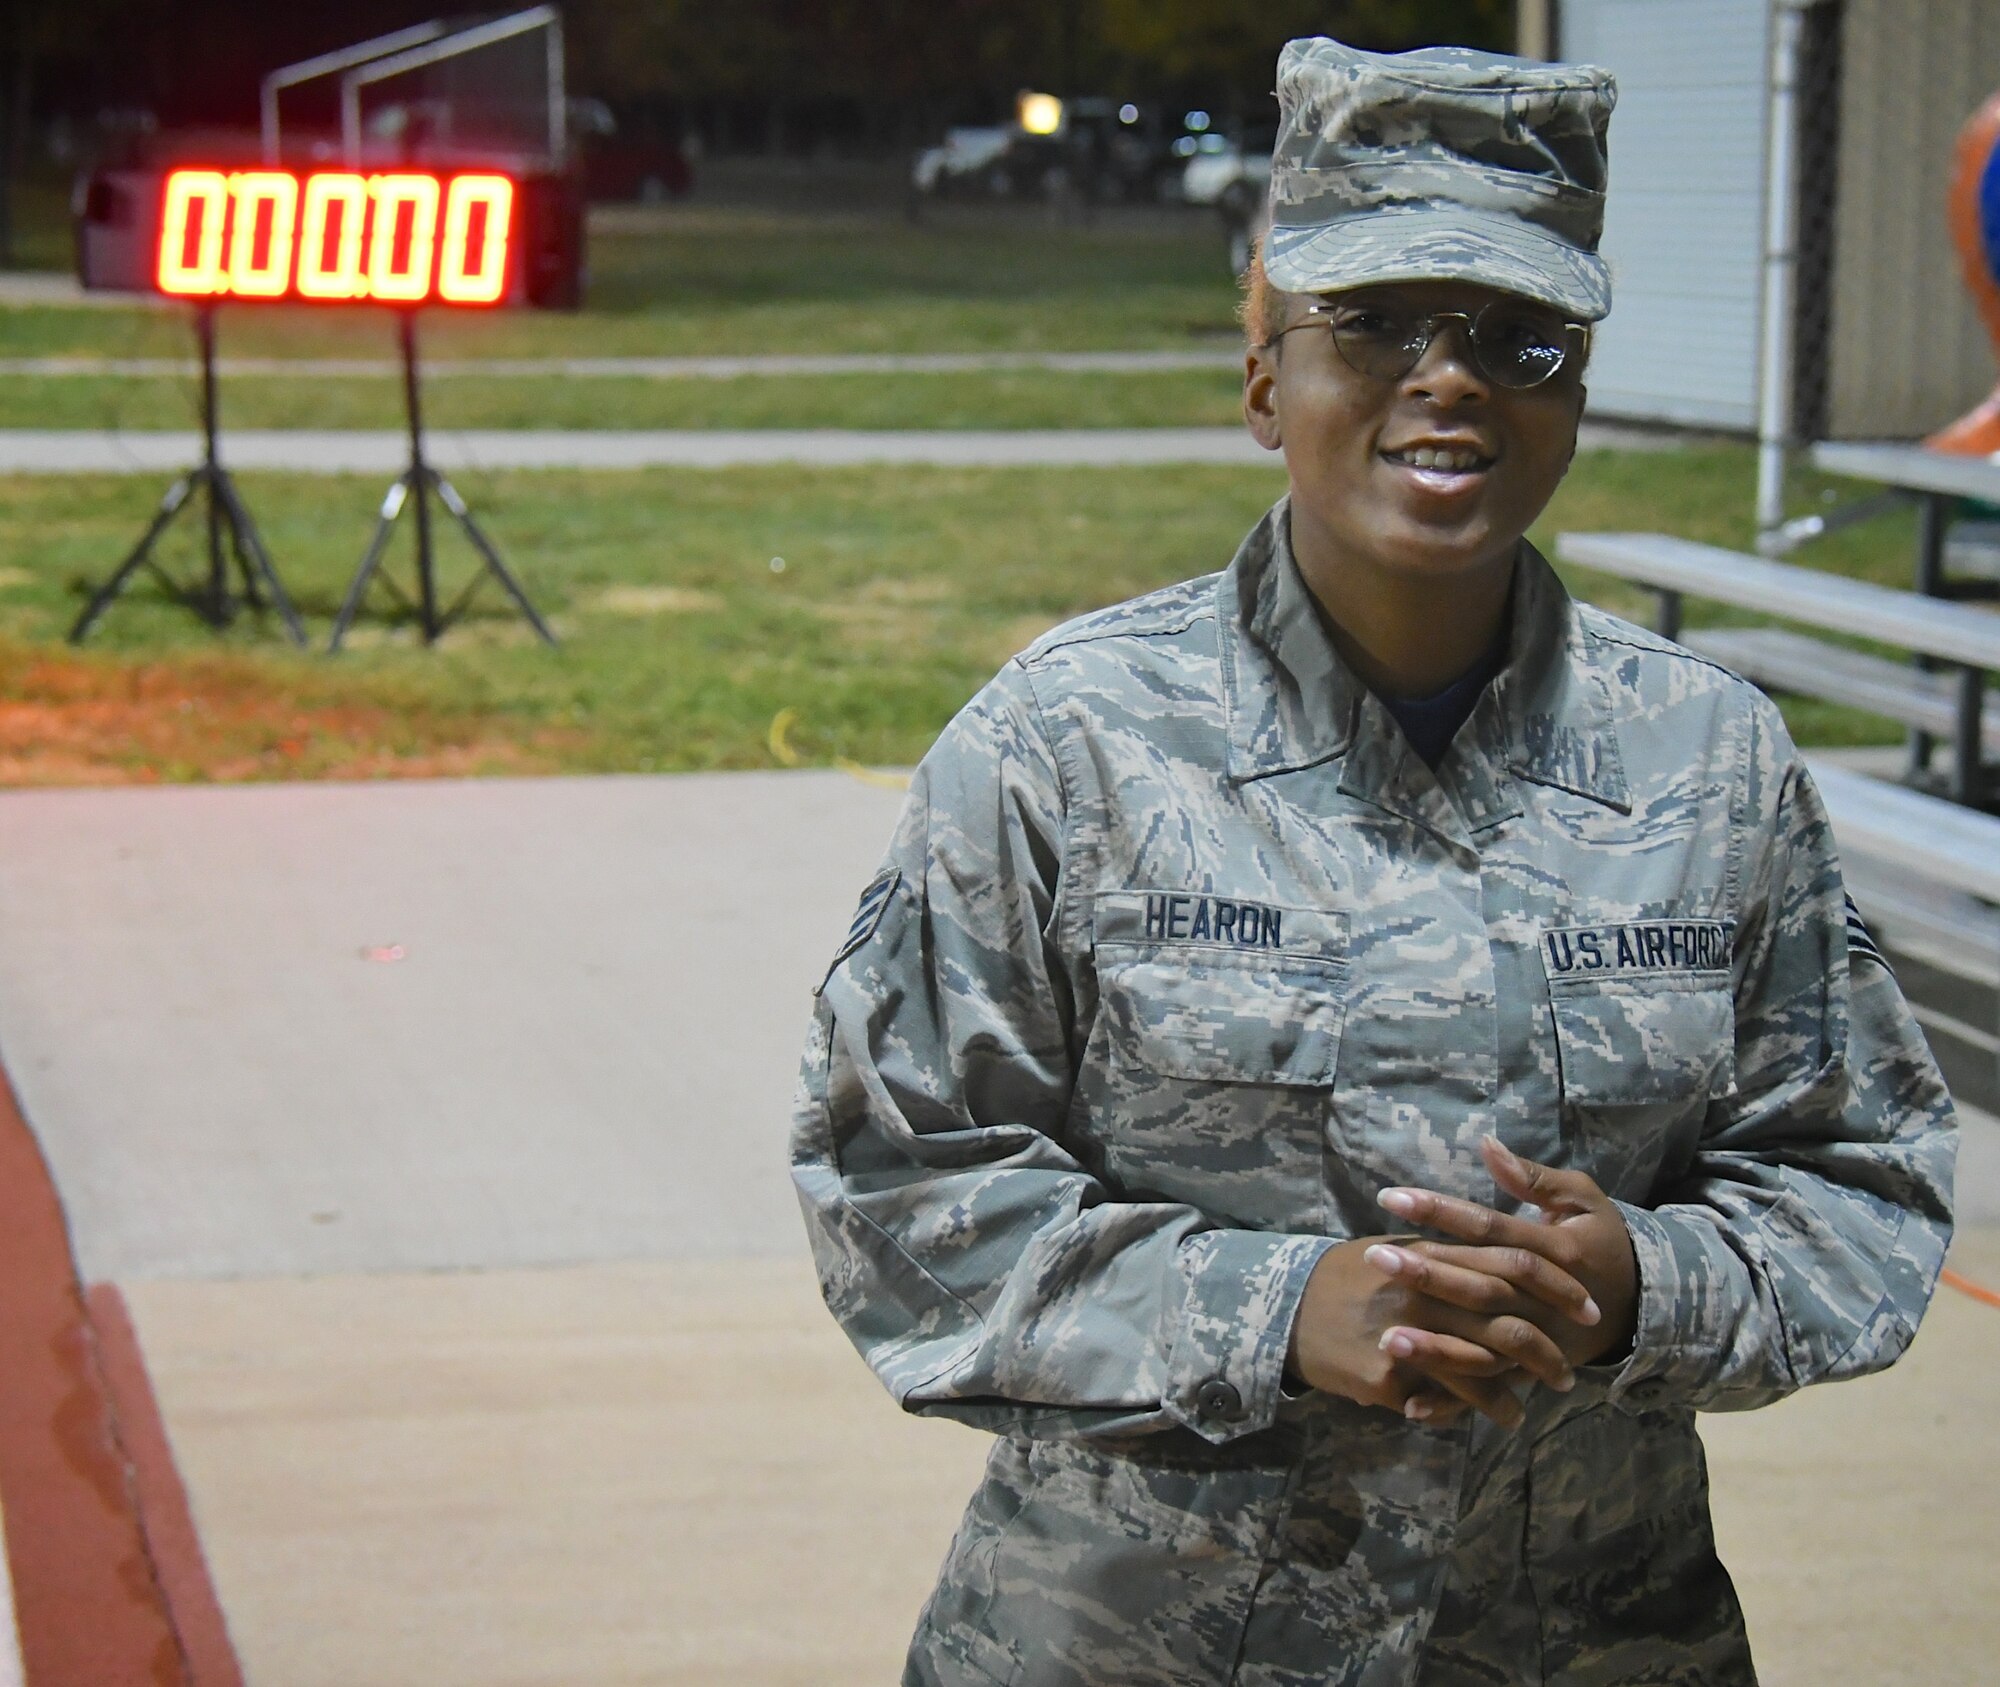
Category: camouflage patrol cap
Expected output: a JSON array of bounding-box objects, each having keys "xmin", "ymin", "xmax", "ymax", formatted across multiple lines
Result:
[{"xmin": 1264, "ymin": 38, "xmax": 1617, "ymax": 321}]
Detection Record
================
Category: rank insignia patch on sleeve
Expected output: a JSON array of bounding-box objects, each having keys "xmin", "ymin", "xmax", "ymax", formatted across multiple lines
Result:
[
  {"xmin": 818, "ymin": 868, "xmax": 902, "ymax": 993},
  {"xmin": 1844, "ymin": 894, "xmax": 1891, "ymax": 974}
]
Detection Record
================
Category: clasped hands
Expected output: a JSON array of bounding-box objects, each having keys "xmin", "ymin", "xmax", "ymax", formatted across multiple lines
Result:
[{"xmin": 1286, "ymin": 1137, "xmax": 1639, "ymax": 1430}]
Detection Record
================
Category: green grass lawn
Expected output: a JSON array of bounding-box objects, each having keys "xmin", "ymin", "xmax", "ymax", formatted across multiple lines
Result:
[
  {"xmin": 0, "ymin": 444, "xmax": 1934, "ymax": 786},
  {"xmin": 1, "ymin": 178, "xmax": 75, "ymax": 273},
  {"xmin": 0, "ymin": 367, "xmax": 1247, "ymax": 431},
  {"xmin": 2, "ymin": 203, "xmax": 1249, "ymax": 428},
  {"xmin": 4, "ymin": 193, "xmax": 1967, "ymax": 786}
]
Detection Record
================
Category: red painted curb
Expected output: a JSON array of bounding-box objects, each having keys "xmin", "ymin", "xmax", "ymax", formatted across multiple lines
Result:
[
  {"xmin": 86, "ymin": 1285, "xmax": 244, "ymax": 1687},
  {"xmin": 0, "ymin": 1057, "xmax": 237, "ymax": 1685},
  {"xmin": 0, "ymin": 1057, "xmax": 184, "ymax": 1683}
]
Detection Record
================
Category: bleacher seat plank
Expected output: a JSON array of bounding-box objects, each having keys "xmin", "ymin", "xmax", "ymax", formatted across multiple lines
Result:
[
  {"xmin": 1841, "ymin": 849, "xmax": 2000, "ymax": 978},
  {"xmin": 1810, "ymin": 440, "xmax": 2000, "ymax": 507},
  {"xmin": 1684, "ymin": 628, "xmax": 2000, "ymax": 755},
  {"xmin": 1806, "ymin": 759, "xmax": 2000, "ymax": 905},
  {"xmin": 1557, "ymin": 532, "xmax": 2000, "ymax": 671}
]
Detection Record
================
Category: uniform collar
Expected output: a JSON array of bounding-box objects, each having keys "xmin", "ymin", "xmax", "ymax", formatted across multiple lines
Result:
[{"xmin": 1217, "ymin": 499, "xmax": 1630, "ymax": 815}]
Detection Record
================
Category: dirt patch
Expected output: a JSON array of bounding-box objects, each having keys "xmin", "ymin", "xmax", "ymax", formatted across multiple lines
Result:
[
  {"xmin": 808, "ymin": 598, "xmax": 940, "ymax": 648},
  {"xmin": 332, "ymin": 616, "xmax": 573, "ymax": 650},
  {"xmin": 0, "ymin": 649, "xmax": 581, "ymax": 786},
  {"xmin": 586, "ymin": 585, "xmax": 726, "ymax": 617},
  {"xmin": 856, "ymin": 577, "xmax": 953, "ymax": 606},
  {"xmin": 978, "ymin": 613, "xmax": 1063, "ymax": 668}
]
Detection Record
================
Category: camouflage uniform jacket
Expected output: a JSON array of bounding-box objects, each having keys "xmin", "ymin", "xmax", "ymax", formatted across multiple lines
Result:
[{"xmin": 791, "ymin": 502, "xmax": 1957, "ymax": 1687}]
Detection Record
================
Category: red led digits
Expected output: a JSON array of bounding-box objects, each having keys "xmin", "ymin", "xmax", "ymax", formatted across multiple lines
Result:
[
  {"xmin": 297, "ymin": 173, "xmax": 369, "ymax": 300},
  {"xmin": 157, "ymin": 171, "xmax": 230, "ymax": 295},
  {"xmin": 367, "ymin": 174, "xmax": 442, "ymax": 303},
  {"xmin": 154, "ymin": 168, "xmax": 515, "ymax": 305},
  {"xmin": 437, "ymin": 175, "xmax": 514, "ymax": 305},
  {"xmin": 225, "ymin": 173, "xmax": 299, "ymax": 298}
]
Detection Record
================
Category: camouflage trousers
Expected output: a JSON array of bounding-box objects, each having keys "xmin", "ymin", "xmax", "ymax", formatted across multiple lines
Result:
[{"xmin": 903, "ymin": 1392, "xmax": 1756, "ymax": 1687}]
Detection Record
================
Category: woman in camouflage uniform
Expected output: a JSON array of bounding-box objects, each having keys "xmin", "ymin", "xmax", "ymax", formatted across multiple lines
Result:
[{"xmin": 793, "ymin": 36, "xmax": 1956, "ymax": 1687}]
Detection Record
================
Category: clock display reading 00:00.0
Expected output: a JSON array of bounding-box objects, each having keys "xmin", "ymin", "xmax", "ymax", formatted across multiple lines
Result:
[{"xmin": 156, "ymin": 168, "xmax": 517, "ymax": 306}]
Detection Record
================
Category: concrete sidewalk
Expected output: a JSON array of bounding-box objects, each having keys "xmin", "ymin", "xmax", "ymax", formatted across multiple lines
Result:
[
  {"xmin": 0, "ymin": 769, "xmax": 1994, "ymax": 1684},
  {"xmin": 0, "ymin": 772, "xmax": 903, "ymax": 1281},
  {"xmin": 118, "ymin": 1240, "xmax": 2000, "ymax": 1687},
  {"xmin": 0, "ymin": 421, "xmax": 1680, "ymax": 475},
  {"xmin": 1, "ymin": 349, "xmax": 1244, "ymax": 380},
  {"xmin": 0, "ymin": 427, "xmax": 1280, "ymax": 474}
]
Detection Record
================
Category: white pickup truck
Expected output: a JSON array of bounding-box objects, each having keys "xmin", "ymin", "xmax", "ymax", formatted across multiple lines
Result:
[
  {"xmin": 912, "ymin": 128, "xmax": 1013, "ymax": 197},
  {"xmin": 1180, "ymin": 139, "xmax": 1272, "ymax": 275}
]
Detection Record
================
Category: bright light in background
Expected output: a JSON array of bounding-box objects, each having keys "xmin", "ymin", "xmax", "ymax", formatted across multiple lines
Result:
[
  {"xmin": 1018, "ymin": 92, "xmax": 1064, "ymax": 136},
  {"xmin": 1184, "ymin": 110, "xmax": 1211, "ymax": 132},
  {"xmin": 1118, "ymin": 103, "xmax": 1140, "ymax": 125}
]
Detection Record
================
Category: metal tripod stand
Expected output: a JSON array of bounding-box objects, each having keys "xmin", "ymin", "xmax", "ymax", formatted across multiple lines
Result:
[
  {"xmin": 327, "ymin": 311, "xmax": 556, "ymax": 652},
  {"xmin": 69, "ymin": 306, "xmax": 307, "ymax": 646}
]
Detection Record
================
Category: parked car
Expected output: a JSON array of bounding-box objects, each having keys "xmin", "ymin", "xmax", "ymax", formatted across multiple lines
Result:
[
  {"xmin": 1181, "ymin": 130, "xmax": 1273, "ymax": 276},
  {"xmin": 1222, "ymin": 190, "xmax": 1271, "ymax": 278},
  {"xmin": 911, "ymin": 99, "xmax": 1180, "ymax": 207},
  {"xmin": 912, "ymin": 127, "xmax": 1012, "ymax": 198},
  {"xmin": 573, "ymin": 100, "xmax": 694, "ymax": 203},
  {"xmin": 1180, "ymin": 135, "xmax": 1267, "ymax": 208}
]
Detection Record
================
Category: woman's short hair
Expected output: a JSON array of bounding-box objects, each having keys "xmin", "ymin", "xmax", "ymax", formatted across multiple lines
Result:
[{"xmin": 1239, "ymin": 243, "xmax": 1289, "ymax": 351}]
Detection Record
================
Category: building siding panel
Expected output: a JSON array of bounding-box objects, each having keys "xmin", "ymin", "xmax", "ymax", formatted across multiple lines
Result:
[
  {"xmin": 1561, "ymin": 0, "xmax": 1772, "ymax": 429},
  {"xmin": 1825, "ymin": 0, "xmax": 2000, "ymax": 440}
]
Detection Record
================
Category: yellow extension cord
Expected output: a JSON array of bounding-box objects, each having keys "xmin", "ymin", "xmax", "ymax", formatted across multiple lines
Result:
[{"xmin": 767, "ymin": 708, "xmax": 911, "ymax": 790}]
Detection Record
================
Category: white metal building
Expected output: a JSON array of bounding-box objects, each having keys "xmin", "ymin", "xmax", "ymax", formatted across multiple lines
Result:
[{"xmin": 1555, "ymin": 0, "xmax": 1772, "ymax": 430}]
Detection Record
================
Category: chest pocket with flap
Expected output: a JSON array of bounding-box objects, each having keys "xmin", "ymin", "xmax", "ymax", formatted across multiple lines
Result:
[
  {"xmin": 1542, "ymin": 919, "xmax": 1737, "ymax": 1108},
  {"xmin": 1094, "ymin": 891, "xmax": 1349, "ymax": 1087}
]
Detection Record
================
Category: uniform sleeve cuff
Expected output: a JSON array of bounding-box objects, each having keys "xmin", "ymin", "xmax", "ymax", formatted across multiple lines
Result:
[
  {"xmin": 1591, "ymin": 1201, "xmax": 1722, "ymax": 1405},
  {"xmin": 1162, "ymin": 1229, "xmax": 1336, "ymax": 1443}
]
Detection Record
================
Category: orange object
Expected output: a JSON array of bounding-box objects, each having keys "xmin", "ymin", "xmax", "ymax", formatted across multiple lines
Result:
[
  {"xmin": 1927, "ymin": 89, "xmax": 2000, "ymax": 454},
  {"xmin": 1941, "ymin": 1266, "xmax": 2000, "ymax": 1310}
]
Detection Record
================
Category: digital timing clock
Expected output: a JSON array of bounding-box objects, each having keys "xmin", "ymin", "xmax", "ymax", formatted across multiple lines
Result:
[{"xmin": 155, "ymin": 168, "xmax": 514, "ymax": 305}]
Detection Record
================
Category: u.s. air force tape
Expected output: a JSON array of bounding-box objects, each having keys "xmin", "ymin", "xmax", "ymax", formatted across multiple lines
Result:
[
  {"xmin": 1844, "ymin": 894, "xmax": 1891, "ymax": 974},
  {"xmin": 1542, "ymin": 919, "xmax": 1731, "ymax": 978},
  {"xmin": 817, "ymin": 867, "xmax": 902, "ymax": 994}
]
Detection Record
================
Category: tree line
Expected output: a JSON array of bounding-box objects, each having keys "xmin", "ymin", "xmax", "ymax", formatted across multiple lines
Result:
[
  {"xmin": 568, "ymin": 0, "xmax": 1513, "ymax": 132},
  {"xmin": 0, "ymin": 0, "xmax": 1511, "ymax": 257}
]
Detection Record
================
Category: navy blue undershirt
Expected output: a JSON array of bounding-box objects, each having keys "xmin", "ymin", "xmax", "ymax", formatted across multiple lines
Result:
[{"xmin": 1380, "ymin": 632, "xmax": 1509, "ymax": 769}]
